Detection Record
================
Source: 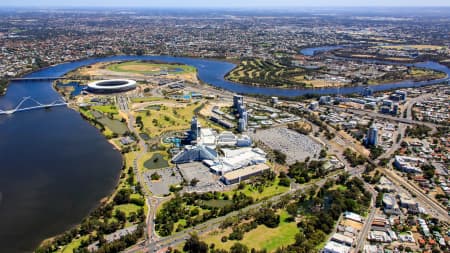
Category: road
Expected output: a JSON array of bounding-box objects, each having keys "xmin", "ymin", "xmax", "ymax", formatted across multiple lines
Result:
[
  {"xmin": 117, "ymin": 94, "xmax": 165, "ymax": 244},
  {"xmin": 120, "ymin": 91, "xmax": 447, "ymax": 253},
  {"xmin": 354, "ymin": 180, "xmax": 377, "ymax": 252},
  {"xmin": 323, "ymin": 103, "xmax": 447, "ymax": 220},
  {"xmin": 330, "ymin": 107, "xmax": 439, "ymax": 134},
  {"xmin": 379, "ymin": 167, "xmax": 448, "ymax": 221},
  {"xmin": 405, "ymin": 92, "xmax": 434, "ymax": 120},
  {"xmin": 125, "ymin": 178, "xmax": 332, "ymax": 253},
  {"xmin": 379, "ymin": 123, "xmax": 407, "ymax": 160}
]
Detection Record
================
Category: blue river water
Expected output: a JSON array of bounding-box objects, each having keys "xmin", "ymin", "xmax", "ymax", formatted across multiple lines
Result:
[{"xmin": 0, "ymin": 49, "xmax": 449, "ymax": 253}]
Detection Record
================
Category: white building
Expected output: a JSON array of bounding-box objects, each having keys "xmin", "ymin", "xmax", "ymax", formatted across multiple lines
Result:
[
  {"xmin": 394, "ymin": 156, "xmax": 425, "ymax": 173},
  {"xmin": 198, "ymin": 128, "xmax": 217, "ymax": 148},
  {"xmin": 382, "ymin": 193, "xmax": 401, "ymax": 215},
  {"xmin": 323, "ymin": 241, "xmax": 351, "ymax": 253},
  {"xmin": 344, "ymin": 212, "xmax": 363, "ymax": 223},
  {"xmin": 209, "ymin": 147, "xmax": 267, "ymax": 174}
]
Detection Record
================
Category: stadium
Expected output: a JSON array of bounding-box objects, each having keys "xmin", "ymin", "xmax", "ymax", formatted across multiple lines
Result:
[{"xmin": 86, "ymin": 79, "xmax": 137, "ymax": 93}]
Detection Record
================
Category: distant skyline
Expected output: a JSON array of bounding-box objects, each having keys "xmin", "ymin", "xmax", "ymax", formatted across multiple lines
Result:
[{"xmin": 2, "ymin": 0, "xmax": 450, "ymax": 8}]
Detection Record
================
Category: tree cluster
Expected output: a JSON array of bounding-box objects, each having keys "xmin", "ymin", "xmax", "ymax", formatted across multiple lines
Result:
[
  {"xmin": 288, "ymin": 160, "xmax": 326, "ymax": 184},
  {"xmin": 155, "ymin": 192, "xmax": 254, "ymax": 236},
  {"xmin": 343, "ymin": 148, "xmax": 366, "ymax": 167}
]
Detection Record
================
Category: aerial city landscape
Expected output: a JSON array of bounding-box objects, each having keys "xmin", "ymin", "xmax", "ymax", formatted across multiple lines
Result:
[{"xmin": 0, "ymin": 1, "xmax": 449, "ymax": 253}]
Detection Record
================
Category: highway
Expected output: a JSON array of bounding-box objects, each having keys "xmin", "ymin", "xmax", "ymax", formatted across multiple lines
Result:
[
  {"xmin": 405, "ymin": 92, "xmax": 434, "ymax": 121},
  {"xmin": 330, "ymin": 107, "xmax": 440, "ymax": 134}
]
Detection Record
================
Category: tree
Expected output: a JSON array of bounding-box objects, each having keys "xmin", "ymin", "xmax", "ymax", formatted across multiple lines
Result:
[
  {"xmin": 255, "ymin": 208, "xmax": 280, "ymax": 228},
  {"xmin": 183, "ymin": 234, "xmax": 208, "ymax": 253},
  {"xmin": 113, "ymin": 189, "xmax": 131, "ymax": 204},
  {"xmin": 190, "ymin": 178, "xmax": 200, "ymax": 187},
  {"xmin": 278, "ymin": 177, "xmax": 291, "ymax": 187},
  {"xmin": 286, "ymin": 203, "xmax": 298, "ymax": 217},
  {"xmin": 369, "ymin": 146, "xmax": 384, "ymax": 159},
  {"xmin": 273, "ymin": 150, "xmax": 287, "ymax": 165},
  {"xmin": 422, "ymin": 164, "xmax": 435, "ymax": 179},
  {"xmin": 114, "ymin": 210, "xmax": 126, "ymax": 223},
  {"xmin": 230, "ymin": 242, "xmax": 249, "ymax": 253},
  {"xmin": 319, "ymin": 149, "xmax": 327, "ymax": 159},
  {"xmin": 151, "ymin": 172, "xmax": 161, "ymax": 181}
]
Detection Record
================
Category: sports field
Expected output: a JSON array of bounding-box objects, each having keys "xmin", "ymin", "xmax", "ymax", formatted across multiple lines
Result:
[{"xmin": 107, "ymin": 61, "xmax": 196, "ymax": 75}]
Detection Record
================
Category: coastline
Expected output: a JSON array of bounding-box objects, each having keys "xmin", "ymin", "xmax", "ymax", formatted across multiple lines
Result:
[{"xmin": 34, "ymin": 67, "xmax": 147, "ymax": 252}]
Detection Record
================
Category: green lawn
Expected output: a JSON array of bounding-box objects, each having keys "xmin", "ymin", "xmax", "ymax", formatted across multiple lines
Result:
[
  {"xmin": 107, "ymin": 61, "xmax": 196, "ymax": 75},
  {"xmin": 136, "ymin": 102, "xmax": 211, "ymax": 138},
  {"xmin": 97, "ymin": 117, "xmax": 128, "ymax": 135},
  {"xmin": 201, "ymin": 199, "xmax": 233, "ymax": 208},
  {"xmin": 58, "ymin": 235, "xmax": 89, "ymax": 253},
  {"xmin": 232, "ymin": 178, "xmax": 290, "ymax": 201},
  {"xmin": 91, "ymin": 105, "xmax": 119, "ymax": 114},
  {"xmin": 143, "ymin": 153, "xmax": 170, "ymax": 169},
  {"xmin": 114, "ymin": 203, "xmax": 142, "ymax": 216},
  {"xmin": 202, "ymin": 210, "xmax": 297, "ymax": 252},
  {"xmin": 331, "ymin": 184, "xmax": 348, "ymax": 191},
  {"xmin": 131, "ymin": 97, "xmax": 165, "ymax": 103}
]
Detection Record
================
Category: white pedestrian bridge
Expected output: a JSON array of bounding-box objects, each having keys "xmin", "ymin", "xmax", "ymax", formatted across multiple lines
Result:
[{"xmin": 0, "ymin": 96, "xmax": 68, "ymax": 115}]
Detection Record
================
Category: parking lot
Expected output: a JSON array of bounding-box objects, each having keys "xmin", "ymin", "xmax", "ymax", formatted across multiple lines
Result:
[
  {"xmin": 144, "ymin": 167, "xmax": 183, "ymax": 196},
  {"xmin": 250, "ymin": 127, "xmax": 323, "ymax": 165},
  {"xmin": 177, "ymin": 162, "xmax": 226, "ymax": 193}
]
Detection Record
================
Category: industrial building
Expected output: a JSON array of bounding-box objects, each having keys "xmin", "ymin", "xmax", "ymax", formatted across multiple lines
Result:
[
  {"xmin": 221, "ymin": 163, "xmax": 270, "ymax": 185},
  {"xmin": 209, "ymin": 147, "xmax": 267, "ymax": 175}
]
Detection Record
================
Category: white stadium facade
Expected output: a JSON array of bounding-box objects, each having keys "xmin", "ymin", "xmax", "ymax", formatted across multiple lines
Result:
[{"xmin": 86, "ymin": 79, "xmax": 137, "ymax": 93}]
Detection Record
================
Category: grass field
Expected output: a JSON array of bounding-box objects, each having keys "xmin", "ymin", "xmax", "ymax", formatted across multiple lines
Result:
[
  {"xmin": 139, "ymin": 151, "xmax": 171, "ymax": 174},
  {"xmin": 107, "ymin": 61, "xmax": 196, "ymax": 75},
  {"xmin": 58, "ymin": 235, "xmax": 89, "ymax": 253},
  {"xmin": 201, "ymin": 199, "xmax": 233, "ymax": 208},
  {"xmin": 96, "ymin": 115, "xmax": 128, "ymax": 135},
  {"xmin": 80, "ymin": 106, "xmax": 127, "ymax": 135},
  {"xmin": 201, "ymin": 210, "xmax": 297, "ymax": 252},
  {"xmin": 231, "ymin": 177, "xmax": 290, "ymax": 201},
  {"xmin": 91, "ymin": 105, "xmax": 119, "ymax": 115},
  {"xmin": 135, "ymin": 102, "xmax": 220, "ymax": 138},
  {"xmin": 367, "ymin": 67, "xmax": 446, "ymax": 85},
  {"xmin": 114, "ymin": 203, "xmax": 142, "ymax": 216},
  {"xmin": 226, "ymin": 59, "xmax": 309, "ymax": 88},
  {"xmin": 143, "ymin": 153, "xmax": 169, "ymax": 169},
  {"xmin": 131, "ymin": 97, "xmax": 165, "ymax": 103}
]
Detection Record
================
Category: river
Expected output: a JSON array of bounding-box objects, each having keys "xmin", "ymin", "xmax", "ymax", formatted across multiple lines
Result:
[{"xmin": 0, "ymin": 50, "xmax": 449, "ymax": 253}]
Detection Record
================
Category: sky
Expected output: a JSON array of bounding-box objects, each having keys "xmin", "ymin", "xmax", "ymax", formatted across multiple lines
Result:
[{"xmin": 2, "ymin": 0, "xmax": 450, "ymax": 8}]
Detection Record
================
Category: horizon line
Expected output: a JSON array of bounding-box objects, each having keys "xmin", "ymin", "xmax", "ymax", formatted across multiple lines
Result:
[{"xmin": 2, "ymin": 5, "xmax": 450, "ymax": 8}]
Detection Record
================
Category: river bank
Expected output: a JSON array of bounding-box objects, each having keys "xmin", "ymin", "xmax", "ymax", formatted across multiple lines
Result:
[{"xmin": 1, "ymin": 48, "xmax": 450, "ymax": 252}]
